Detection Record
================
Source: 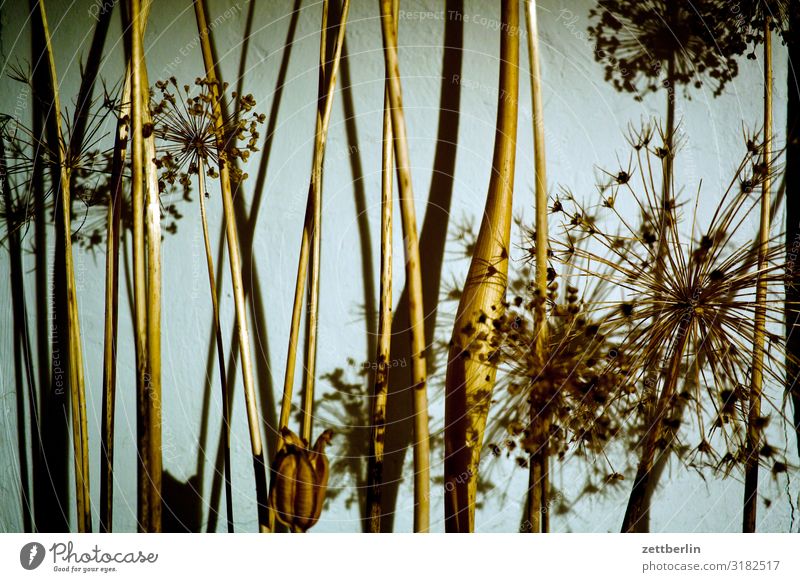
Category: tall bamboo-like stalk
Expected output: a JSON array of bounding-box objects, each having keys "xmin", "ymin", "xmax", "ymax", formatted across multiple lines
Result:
[
  {"xmin": 278, "ymin": 0, "xmax": 350, "ymax": 439},
  {"xmin": 141, "ymin": 9, "xmax": 163, "ymax": 534},
  {"xmin": 35, "ymin": 0, "xmax": 91, "ymax": 532},
  {"xmin": 743, "ymin": 17, "xmax": 773, "ymax": 533},
  {"xmin": 130, "ymin": 0, "xmax": 153, "ymax": 533},
  {"xmin": 193, "ymin": 0, "xmax": 270, "ymax": 531},
  {"xmin": 524, "ymin": 0, "xmax": 549, "ymax": 534},
  {"xmin": 367, "ymin": 0, "xmax": 398, "ymax": 534},
  {"xmin": 379, "ymin": 0, "xmax": 431, "ymax": 533},
  {"xmin": 443, "ymin": 0, "xmax": 519, "ymax": 533},
  {"xmin": 101, "ymin": 0, "xmax": 153, "ymax": 532}
]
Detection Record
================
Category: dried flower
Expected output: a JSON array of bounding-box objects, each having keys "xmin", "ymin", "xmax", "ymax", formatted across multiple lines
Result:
[
  {"xmin": 589, "ymin": 1, "xmax": 747, "ymax": 99},
  {"xmin": 269, "ymin": 427, "xmax": 333, "ymax": 532},
  {"xmin": 151, "ymin": 76, "xmax": 264, "ymax": 192}
]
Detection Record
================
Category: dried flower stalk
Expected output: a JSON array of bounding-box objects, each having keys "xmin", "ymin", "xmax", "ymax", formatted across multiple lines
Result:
[
  {"xmin": 367, "ymin": 0, "xmax": 398, "ymax": 535},
  {"xmin": 193, "ymin": 0, "xmax": 270, "ymax": 531},
  {"xmin": 443, "ymin": 0, "xmax": 519, "ymax": 533},
  {"xmin": 743, "ymin": 16, "xmax": 773, "ymax": 534},
  {"xmin": 523, "ymin": 0, "xmax": 551, "ymax": 534},
  {"xmin": 278, "ymin": 0, "xmax": 350, "ymax": 438},
  {"xmin": 379, "ymin": 0, "xmax": 432, "ymax": 532}
]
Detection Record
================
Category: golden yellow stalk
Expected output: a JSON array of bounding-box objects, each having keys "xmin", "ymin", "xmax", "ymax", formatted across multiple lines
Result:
[
  {"xmin": 444, "ymin": 0, "xmax": 519, "ymax": 533},
  {"xmin": 130, "ymin": 0, "xmax": 161, "ymax": 532},
  {"xmin": 379, "ymin": 0, "xmax": 430, "ymax": 533},
  {"xmin": 278, "ymin": 0, "xmax": 351, "ymax": 440},
  {"xmin": 140, "ymin": 7, "xmax": 163, "ymax": 534},
  {"xmin": 35, "ymin": 0, "xmax": 92, "ymax": 533},
  {"xmin": 743, "ymin": 17, "xmax": 772, "ymax": 534},
  {"xmin": 193, "ymin": 0, "xmax": 270, "ymax": 531},
  {"xmin": 524, "ymin": 0, "xmax": 549, "ymax": 534},
  {"xmin": 367, "ymin": 0, "xmax": 398, "ymax": 535}
]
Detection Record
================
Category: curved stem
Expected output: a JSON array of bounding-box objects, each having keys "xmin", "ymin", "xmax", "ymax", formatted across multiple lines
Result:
[
  {"xmin": 36, "ymin": 0, "xmax": 92, "ymax": 533},
  {"xmin": 443, "ymin": 0, "xmax": 519, "ymax": 533}
]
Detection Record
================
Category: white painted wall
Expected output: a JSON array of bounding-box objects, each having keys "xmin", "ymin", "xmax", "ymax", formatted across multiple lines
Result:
[{"xmin": 0, "ymin": 0, "xmax": 797, "ymax": 532}]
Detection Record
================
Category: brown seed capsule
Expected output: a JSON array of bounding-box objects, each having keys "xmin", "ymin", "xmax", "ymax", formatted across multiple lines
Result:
[{"xmin": 269, "ymin": 428, "xmax": 333, "ymax": 532}]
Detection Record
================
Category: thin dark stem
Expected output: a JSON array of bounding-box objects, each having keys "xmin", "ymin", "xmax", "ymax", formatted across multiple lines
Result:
[{"xmin": 197, "ymin": 160, "xmax": 234, "ymax": 533}]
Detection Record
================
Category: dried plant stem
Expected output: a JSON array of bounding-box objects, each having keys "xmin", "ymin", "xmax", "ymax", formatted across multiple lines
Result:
[
  {"xmin": 303, "ymin": 1, "xmax": 351, "ymax": 444},
  {"xmin": 141, "ymin": 29, "xmax": 163, "ymax": 537},
  {"xmin": 100, "ymin": 63, "xmax": 132, "ymax": 533},
  {"xmin": 367, "ymin": 0, "xmax": 398, "ymax": 534},
  {"xmin": 197, "ymin": 160, "xmax": 234, "ymax": 532},
  {"xmin": 278, "ymin": 0, "xmax": 351, "ymax": 442},
  {"xmin": 36, "ymin": 0, "xmax": 91, "ymax": 532},
  {"xmin": 524, "ymin": 0, "xmax": 550, "ymax": 534},
  {"xmin": 193, "ymin": 0, "xmax": 269, "ymax": 531},
  {"xmin": 379, "ymin": 0, "xmax": 432, "ymax": 533},
  {"xmin": 130, "ymin": 0, "xmax": 161, "ymax": 532},
  {"xmin": 444, "ymin": 0, "xmax": 518, "ymax": 533},
  {"xmin": 622, "ymin": 327, "xmax": 690, "ymax": 532},
  {"xmin": 743, "ymin": 18, "xmax": 772, "ymax": 534}
]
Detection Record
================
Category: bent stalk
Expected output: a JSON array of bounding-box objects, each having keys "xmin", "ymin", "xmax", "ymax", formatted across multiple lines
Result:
[
  {"xmin": 35, "ymin": 0, "xmax": 92, "ymax": 532},
  {"xmin": 443, "ymin": 0, "xmax": 519, "ymax": 533}
]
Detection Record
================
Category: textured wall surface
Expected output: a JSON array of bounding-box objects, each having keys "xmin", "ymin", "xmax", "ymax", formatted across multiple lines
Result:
[{"xmin": 0, "ymin": 0, "xmax": 797, "ymax": 532}]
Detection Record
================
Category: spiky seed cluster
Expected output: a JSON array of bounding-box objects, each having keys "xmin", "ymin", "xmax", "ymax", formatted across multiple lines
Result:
[
  {"xmin": 0, "ymin": 102, "xmax": 119, "ymax": 248},
  {"xmin": 552, "ymin": 127, "xmax": 793, "ymax": 477},
  {"xmin": 151, "ymin": 77, "xmax": 264, "ymax": 193},
  {"xmin": 588, "ymin": 0, "xmax": 747, "ymax": 98},
  {"xmin": 484, "ymin": 276, "xmax": 634, "ymax": 463}
]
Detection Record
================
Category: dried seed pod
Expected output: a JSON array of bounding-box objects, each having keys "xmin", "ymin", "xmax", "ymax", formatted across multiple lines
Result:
[{"xmin": 269, "ymin": 428, "xmax": 333, "ymax": 532}]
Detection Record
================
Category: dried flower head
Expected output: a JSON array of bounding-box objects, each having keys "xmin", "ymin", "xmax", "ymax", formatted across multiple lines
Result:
[
  {"xmin": 589, "ymin": 0, "xmax": 747, "ymax": 98},
  {"xmin": 151, "ymin": 77, "xmax": 264, "ymax": 193},
  {"xmin": 269, "ymin": 427, "xmax": 333, "ymax": 532},
  {"xmin": 554, "ymin": 127, "xmax": 793, "ymax": 474}
]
